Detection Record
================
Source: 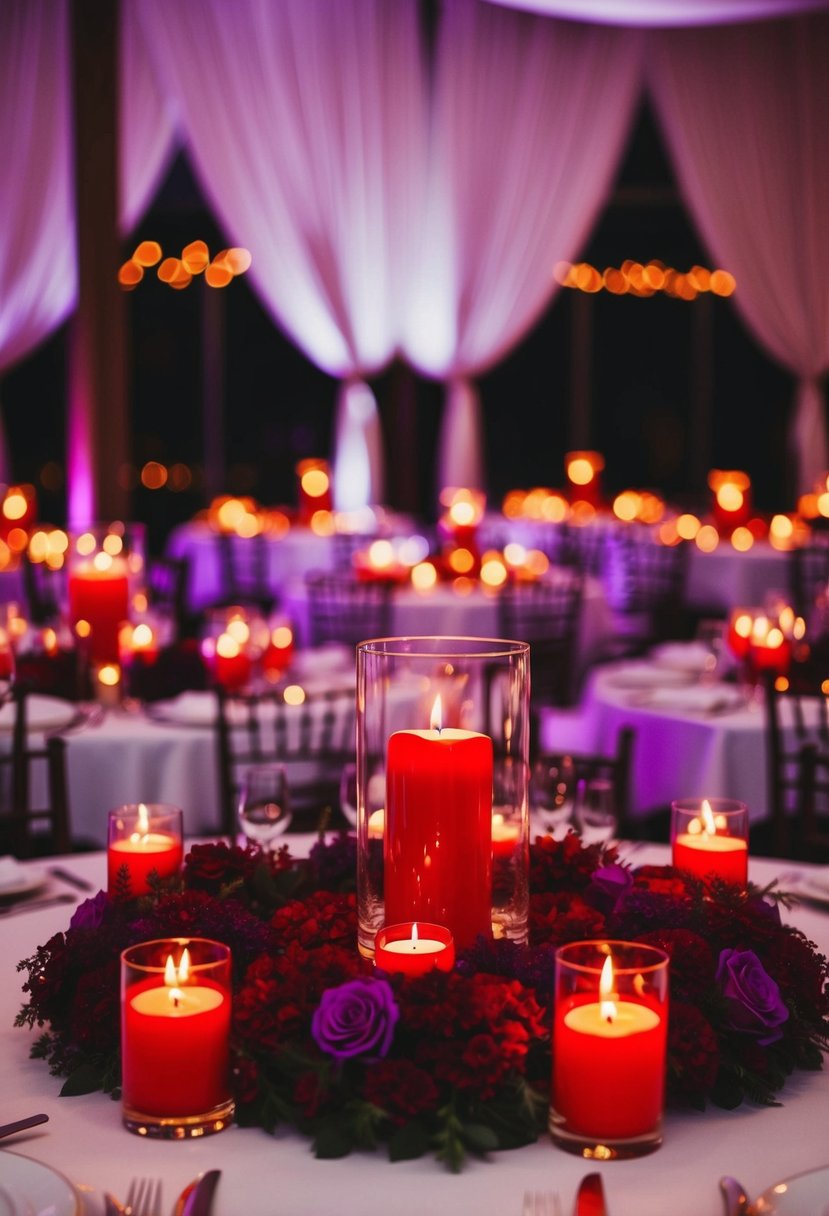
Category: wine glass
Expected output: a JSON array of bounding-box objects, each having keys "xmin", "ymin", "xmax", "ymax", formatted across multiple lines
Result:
[
  {"xmin": 574, "ymin": 776, "xmax": 618, "ymax": 845},
  {"xmin": 529, "ymin": 754, "xmax": 575, "ymax": 838},
  {"xmin": 237, "ymin": 763, "xmax": 292, "ymax": 848}
]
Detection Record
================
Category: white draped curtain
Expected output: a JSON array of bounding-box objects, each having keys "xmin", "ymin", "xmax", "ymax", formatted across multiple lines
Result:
[
  {"xmin": 135, "ymin": 0, "xmax": 432, "ymax": 510},
  {"xmin": 649, "ymin": 11, "xmax": 829, "ymax": 492},
  {"xmin": 482, "ymin": 0, "xmax": 829, "ymax": 24},
  {"xmin": 402, "ymin": 0, "xmax": 644, "ymax": 498}
]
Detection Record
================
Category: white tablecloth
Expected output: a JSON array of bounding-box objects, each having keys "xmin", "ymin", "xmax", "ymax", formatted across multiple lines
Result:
[
  {"xmin": 539, "ymin": 658, "xmax": 812, "ymax": 820},
  {"xmin": 1, "ymin": 845, "xmax": 827, "ymax": 1216}
]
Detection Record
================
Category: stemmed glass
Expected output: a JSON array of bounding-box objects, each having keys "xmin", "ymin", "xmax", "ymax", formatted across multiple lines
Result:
[
  {"xmin": 237, "ymin": 763, "xmax": 292, "ymax": 848},
  {"xmin": 529, "ymin": 754, "xmax": 575, "ymax": 838},
  {"xmin": 573, "ymin": 776, "xmax": 618, "ymax": 845}
]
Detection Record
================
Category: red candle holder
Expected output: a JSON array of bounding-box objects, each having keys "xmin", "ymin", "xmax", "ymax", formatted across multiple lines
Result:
[
  {"xmin": 121, "ymin": 937, "xmax": 234, "ymax": 1138},
  {"xmin": 709, "ymin": 469, "xmax": 752, "ymax": 536},
  {"xmin": 107, "ymin": 803, "xmax": 184, "ymax": 898},
  {"xmin": 67, "ymin": 523, "xmax": 145, "ymax": 664},
  {"xmin": 356, "ymin": 637, "xmax": 530, "ymax": 959},
  {"xmin": 565, "ymin": 451, "xmax": 604, "ymax": 509},
  {"xmin": 375, "ymin": 922, "xmax": 455, "ymax": 977},
  {"xmin": 296, "ymin": 458, "xmax": 333, "ymax": 526},
  {"xmin": 671, "ymin": 797, "xmax": 749, "ymax": 887},
  {"xmin": 550, "ymin": 940, "xmax": 669, "ymax": 1159}
]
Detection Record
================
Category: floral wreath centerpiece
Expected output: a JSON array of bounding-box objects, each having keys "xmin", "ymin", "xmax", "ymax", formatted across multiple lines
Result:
[{"xmin": 17, "ymin": 831, "xmax": 829, "ymax": 1171}]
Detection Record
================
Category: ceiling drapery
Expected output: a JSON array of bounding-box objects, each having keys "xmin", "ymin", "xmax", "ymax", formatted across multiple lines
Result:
[
  {"xmin": 136, "ymin": 0, "xmax": 432, "ymax": 509},
  {"xmin": 648, "ymin": 11, "xmax": 829, "ymax": 491},
  {"xmin": 481, "ymin": 0, "xmax": 829, "ymax": 25},
  {"xmin": 402, "ymin": 0, "xmax": 642, "ymax": 492}
]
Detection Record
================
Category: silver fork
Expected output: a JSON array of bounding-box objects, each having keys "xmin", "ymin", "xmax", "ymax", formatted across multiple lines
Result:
[
  {"xmin": 124, "ymin": 1178, "xmax": 163, "ymax": 1216},
  {"xmin": 522, "ymin": 1192, "xmax": 563, "ymax": 1216}
]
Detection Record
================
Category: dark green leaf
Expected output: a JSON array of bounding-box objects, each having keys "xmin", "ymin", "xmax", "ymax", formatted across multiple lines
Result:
[
  {"xmin": 388, "ymin": 1120, "xmax": 429, "ymax": 1162},
  {"xmin": 60, "ymin": 1060, "xmax": 105, "ymax": 1096},
  {"xmin": 314, "ymin": 1122, "xmax": 353, "ymax": 1159},
  {"xmin": 461, "ymin": 1122, "xmax": 499, "ymax": 1154}
]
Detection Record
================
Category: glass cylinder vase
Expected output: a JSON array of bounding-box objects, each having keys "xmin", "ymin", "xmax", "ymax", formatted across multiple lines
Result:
[
  {"xmin": 67, "ymin": 522, "xmax": 146, "ymax": 664},
  {"xmin": 356, "ymin": 637, "xmax": 530, "ymax": 960},
  {"xmin": 121, "ymin": 937, "xmax": 233, "ymax": 1138}
]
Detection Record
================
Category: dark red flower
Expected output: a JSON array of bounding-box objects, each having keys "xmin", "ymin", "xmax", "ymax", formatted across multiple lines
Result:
[
  {"xmin": 363, "ymin": 1058, "xmax": 438, "ymax": 1123},
  {"xmin": 667, "ymin": 1002, "xmax": 720, "ymax": 1100}
]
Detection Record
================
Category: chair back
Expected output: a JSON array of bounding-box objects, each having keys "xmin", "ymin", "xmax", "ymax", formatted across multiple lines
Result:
[
  {"xmin": 215, "ymin": 684, "xmax": 356, "ymax": 836},
  {"xmin": 789, "ymin": 542, "xmax": 829, "ymax": 621},
  {"xmin": 604, "ymin": 532, "xmax": 689, "ymax": 654},
  {"xmin": 212, "ymin": 532, "xmax": 276, "ymax": 616},
  {"xmin": 21, "ymin": 555, "xmax": 65, "ymax": 625},
  {"xmin": 305, "ymin": 571, "xmax": 392, "ymax": 649},
  {"xmin": 497, "ymin": 571, "xmax": 583, "ymax": 709},
  {"xmin": 0, "ymin": 684, "xmax": 71, "ymax": 857},
  {"xmin": 148, "ymin": 555, "xmax": 196, "ymax": 638},
  {"xmin": 798, "ymin": 743, "xmax": 829, "ymax": 858},
  {"xmin": 763, "ymin": 672, "xmax": 829, "ymax": 858}
]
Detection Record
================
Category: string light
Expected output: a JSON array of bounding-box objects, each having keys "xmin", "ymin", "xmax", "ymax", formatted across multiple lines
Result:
[
  {"xmin": 554, "ymin": 259, "xmax": 736, "ymax": 299},
  {"xmin": 118, "ymin": 240, "xmax": 251, "ymax": 291}
]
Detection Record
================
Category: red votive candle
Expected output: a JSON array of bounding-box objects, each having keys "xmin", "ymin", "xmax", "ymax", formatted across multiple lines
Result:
[
  {"xmin": 384, "ymin": 696, "xmax": 493, "ymax": 949},
  {"xmin": 375, "ymin": 922, "xmax": 455, "ymax": 978},
  {"xmin": 107, "ymin": 803, "xmax": 184, "ymax": 897},
  {"xmin": 121, "ymin": 938, "xmax": 234, "ymax": 1137},
  {"xmin": 550, "ymin": 940, "xmax": 669, "ymax": 1158},
  {"xmin": 671, "ymin": 798, "xmax": 749, "ymax": 887},
  {"xmin": 491, "ymin": 812, "xmax": 520, "ymax": 859}
]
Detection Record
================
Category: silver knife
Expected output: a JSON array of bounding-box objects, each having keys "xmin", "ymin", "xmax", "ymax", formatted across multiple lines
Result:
[
  {"xmin": 574, "ymin": 1173, "xmax": 607, "ymax": 1216},
  {"xmin": 174, "ymin": 1170, "xmax": 221, "ymax": 1216}
]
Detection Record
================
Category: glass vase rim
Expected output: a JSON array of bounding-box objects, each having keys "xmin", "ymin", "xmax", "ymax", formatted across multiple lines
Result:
[
  {"xmin": 121, "ymin": 937, "xmax": 230, "ymax": 975},
  {"xmin": 555, "ymin": 939, "xmax": 669, "ymax": 975},
  {"xmin": 670, "ymin": 797, "xmax": 748, "ymax": 814},
  {"xmin": 357, "ymin": 635, "xmax": 530, "ymax": 659},
  {"xmin": 108, "ymin": 802, "xmax": 184, "ymax": 818}
]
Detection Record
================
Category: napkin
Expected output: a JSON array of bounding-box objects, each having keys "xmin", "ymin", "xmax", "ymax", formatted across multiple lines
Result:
[
  {"xmin": 0, "ymin": 855, "xmax": 28, "ymax": 889},
  {"xmin": 639, "ymin": 684, "xmax": 744, "ymax": 714}
]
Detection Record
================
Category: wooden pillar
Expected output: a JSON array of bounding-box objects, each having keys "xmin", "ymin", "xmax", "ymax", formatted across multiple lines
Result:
[
  {"xmin": 201, "ymin": 284, "xmax": 226, "ymax": 500},
  {"xmin": 68, "ymin": 0, "xmax": 130, "ymax": 525},
  {"xmin": 689, "ymin": 293, "xmax": 714, "ymax": 489}
]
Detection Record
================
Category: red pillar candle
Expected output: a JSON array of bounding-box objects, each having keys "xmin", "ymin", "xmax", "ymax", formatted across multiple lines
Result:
[
  {"xmin": 671, "ymin": 798, "xmax": 749, "ymax": 887},
  {"xmin": 262, "ymin": 624, "xmax": 294, "ymax": 679},
  {"xmin": 68, "ymin": 561, "xmax": 130, "ymax": 664},
  {"xmin": 107, "ymin": 803, "xmax": 183, "ymax": 897},
  {"xmin": 709, "ymin": 469, "xmax": 752, "ymax": 535},
  {"xmin": 550, "ymin": 941, "xmax": 669, "ymax": 1157},
  {"xmin": 212, "ymin": 632, "xmax": 252, "ymax": 691},
  {"xmin": 384, "ymin": 697, "xmax": 493, "ymax": 948},
  {"xmin": 491, "ymin": 812, "xmax": 520, "ymax": 859},
  {"xmin": 375, "ymin": 922, "xmax": 455, "ymax": 978},
  {"xmin": 121, "ymin": 939, "xmax": 234, "ymax": 1136}
]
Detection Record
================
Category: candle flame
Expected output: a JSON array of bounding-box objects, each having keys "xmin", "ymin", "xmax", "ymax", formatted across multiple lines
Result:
[
  {"xmin": 599, "ymin": 953, "xmax": 617, "ymax": 1023},
  {"xmin": 701, "ymin": 800, "xmax": 717, "ymax": 836},
  {"xmin": 164, "ymin": 948, "xmax": 190, "ymax": 1006},
  {"xmin": 430, "ymin": 695, "xmax": 443, "ymax": 732},
  {"xmin": 411, "ymin": 923, "xmax": 419, "ymax": 950},
  {"xmin": 129, "ymin": 802, "xmax": 151, "ymax": 846}
]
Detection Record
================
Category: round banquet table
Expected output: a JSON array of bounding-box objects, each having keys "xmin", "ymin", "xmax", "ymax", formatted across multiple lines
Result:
[
  {"xmin": 1, "ymin": 843, "xmax": 828, "ymax": 1216},
  {"xmin": 540, "ymin": 653, "xmax": 798, "ymax": 821}
]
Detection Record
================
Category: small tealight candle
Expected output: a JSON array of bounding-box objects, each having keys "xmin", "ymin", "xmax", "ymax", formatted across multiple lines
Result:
[
  {"xmin": 491, "ymin": 811, "xmax": 520, "ymax": 859},
  {"xmin": 671, "ymin": 797, "xmax": 749, "ymax": 887},
  {"xmin": 550, "ymin": 940, "xmax": 669, "ymax": 1158},
  {"xmin": 107, "ymin": 803, "xmax": 184, "ymax": 897},
  {"xmin": 375, "ymin": 922, "xmax": 455, "ymax": 978},
  {"xmin": 121, "ymin": 938, "xmax": 234, "ymax": 1137}
]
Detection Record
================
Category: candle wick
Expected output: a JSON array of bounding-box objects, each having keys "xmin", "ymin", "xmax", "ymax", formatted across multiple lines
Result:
[{"xmin": 173, "ymin": 994, "xmax": 180, "ymax": 1008}]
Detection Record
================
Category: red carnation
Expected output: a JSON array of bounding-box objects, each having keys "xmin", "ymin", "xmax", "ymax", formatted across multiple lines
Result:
[
  {"xmin": 667, "ymin": 1001, "xmax": 720, "ymax": 1101},
  {"xmin": 363, "ymin": 1058, "xmax": 439, "ymax": 1123}
]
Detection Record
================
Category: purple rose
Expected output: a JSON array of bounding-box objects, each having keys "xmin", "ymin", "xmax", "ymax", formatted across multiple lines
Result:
[
  {"xmin": 69, "ymin": 889, "xmax": 109, "ymax": 931},
  {"xmin": 311, "ymin": 978, "xmax": 399, "ymax": 1061},
  {"xmin": 716, "ymin": 948, "xmax": 789, "ymax": 1045},
  {"xmin": 586, "ymin": 863, "xmax": 633, "ymax": 914}
]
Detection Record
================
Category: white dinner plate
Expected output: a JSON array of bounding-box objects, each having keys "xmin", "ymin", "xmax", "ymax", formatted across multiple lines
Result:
[
  {"xmin": 754, "ymin": 1163, "xmax": 829, "ymax": 1215},
  {"xmin": 780, "ymin": 870, "xmax": 829, "ymax": 908},
  {"xmin": 0, "ymin": 1151, "xmax": 81, "ymax": 1216},
  {"xmin": 0, "ymin": 694, "xmax": 77, "ymax": 733},
  {"xmin": 650, "ymin": 640, "xmax": 713, "ymax": 674},
  {"xmin": 146, "ymin": 690, "xmax": 217, "ymax": 726},
  {"xmin": 0, "ymin": 857, "xmax": 47, "ymax": 900}
]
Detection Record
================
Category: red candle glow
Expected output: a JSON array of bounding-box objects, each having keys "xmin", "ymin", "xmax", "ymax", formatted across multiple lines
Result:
[
  {"xmin": 212, "ymin": 631, "xmax": 252, "ymax": 691},
  {"xmin": 68, "ymin": 555, "xmax": 129, "ymax": 664},
  {"xmin": 671, "ymin": 798, "xmax": 749, "ymax": 887},
  {"xmin": 121, "ymin": 939, "xmax": 234, "ymax": 1136},
  {"xmin": 709, "ymin": 469, "xmax": 752, "ymax": 535},
  {"xmin": 550, "ymin": 941, "xmax": 669, "ymax": 1157},
  {"xmin": 107, "ymin": 803, "xmax": 184, "ymax": 897},
  {"xmin": 747, "ymin": 616, "xmax": 791, "ymax": 679},
  {"xmin": 375, "ymin": 921, "xmax": 455, "ymax": 978},
  {"xmin": 385, "ymin": 695, "xmax": 493, "ymax": 948},
  {"xmin": 262, "ymin": 624, "xmax": 294, "ymax": 679}
]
